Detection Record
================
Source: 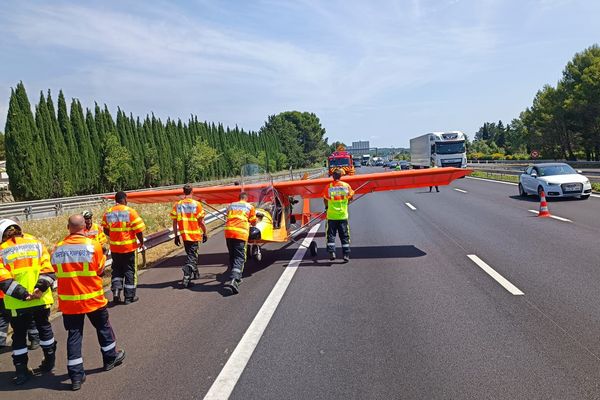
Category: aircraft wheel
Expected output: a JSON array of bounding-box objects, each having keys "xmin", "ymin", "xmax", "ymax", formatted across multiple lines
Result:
[{"xmin": 309, "ymin": 241, "xmax": 317, "ymax": 257}]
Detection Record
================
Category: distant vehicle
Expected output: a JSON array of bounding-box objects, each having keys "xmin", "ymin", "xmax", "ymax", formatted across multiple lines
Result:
[
  {"xmin": 361, "ymin": 154, "xmax": 371, "ymax": 166},
  {"xmin": 353, "ymin": 159, "xmax": 361, "ymax": 168},
  {"xmin": 327, "ymin": 146, "xmax": 355, "ymax": 176},
  {"xmin": 396, "ymin": 161, "xmax": 410, "ymax": 170},
  {"xmin": 410, "ymin": 131, "xmax": 467, "ymax": 169},
  {"xmin": 519, "ymin": 163, "xmax": 592, "ymax": 199},
  {"xmin": 375, "ymin": 160, "xmax": 384, "ymax": 166},
  {"xmin": 388, "ymin": 161, "xmax": 399, "ymax": 169}
]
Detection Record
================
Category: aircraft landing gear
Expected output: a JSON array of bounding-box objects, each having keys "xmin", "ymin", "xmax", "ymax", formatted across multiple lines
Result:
[
  {"xmin": 248, "ymin": 244, "xmax": 262, "ymax": 261},
  {"xmin": 309, "ymin": 241, "xmax": 317, "ymax": 258}
]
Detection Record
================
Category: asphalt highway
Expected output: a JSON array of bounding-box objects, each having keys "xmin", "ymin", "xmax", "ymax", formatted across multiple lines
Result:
[{"xmin": 3, "ymin": 168, "xmax": 600, "ymax": 399}]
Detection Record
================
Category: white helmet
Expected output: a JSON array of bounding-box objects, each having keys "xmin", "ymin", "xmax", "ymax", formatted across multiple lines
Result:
[{"xmin": 0, "ymin": 219, "xmax": 20, "ymax": 242}]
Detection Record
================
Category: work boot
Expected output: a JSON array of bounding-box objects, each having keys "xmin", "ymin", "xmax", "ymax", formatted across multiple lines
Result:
[
  {"xmin": 436, "ymin": 187, "xmax": 440, "ymax": 192},
  {"xmin": 13, "ymin": 362, "xmax": 33, "ymax": 385},
  {"xmin": 71, "ymin": 374, "xmax": 86, "ymax": 391},
  {"xmin": 124, "ymin": 296, "xmax": 139, "ymax": 305},
  {"xmin": 343, "ymin": 255, "xmax": 350, "ymax": 263},
  {"xmin": 38, "ymin": 342, "xmax": 57, "ymax": 373},
  {"xmin": 224, "ymin": 279, "xmax": 240, "ymax": 295},
  {"xmin": 193, "ymin": 269, "xmax": 200, "ymax": 280},
  {"xmin": 112, "ymin": 290, "xmax": 123, "ymax": 305},
  {"xmin": 182, "ymin": 275, "xmax": 191, "ymax": 288},
  {"xmin": 104, "ymin": 349, "xmax": 126, "ymax": 371},
  {"xmin": 329, "ymin": 252, "xmax": 336, "ymax": 261}
]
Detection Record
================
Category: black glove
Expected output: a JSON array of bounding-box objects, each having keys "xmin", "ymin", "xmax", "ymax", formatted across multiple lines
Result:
[
  {"xmin": 202, "ymin": 234, "xmax": 208, "ymax": 243},
  {"xmin": 174, "ymin": 236, "xmax": 181, "ymax": 246}
]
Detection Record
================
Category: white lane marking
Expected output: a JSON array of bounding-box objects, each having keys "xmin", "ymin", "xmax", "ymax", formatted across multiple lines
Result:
[
  {"xmin": 453, "ymin": 188, "xmax": 468, "ymax": 193},
  {"xmin": 527, "ymin": 210, "xmax": 572, "ymax": 222},
  {"xmin": 591, "ymin": 193, "xmax": 600, "ymax": 198},
  {"xmin": 466, "ymin": 176, "xmax": 517, "ymax": 186},
  {"xmin": 405, "ymin": 202, "xmax": 416, "ymax": 210},
  {"xmin": 203, "ymin": 223, "xmax": 321, "ymax": 400},
  {"xmin": 467, "ymin": 255, "xmax": 524, "ymax": 296}
]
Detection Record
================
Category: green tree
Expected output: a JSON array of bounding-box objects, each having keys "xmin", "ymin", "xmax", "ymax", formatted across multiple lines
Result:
[
  {"xmin": 4, "ymin": 83, "xmax": 42, "ymax": 200},
  {"xmin": 102, "ymin": 132, "xmax": 133, "ymax": 191},
  {"xmin": 185, "ymin": 138, "xmax": 218, "ymax": 182}
]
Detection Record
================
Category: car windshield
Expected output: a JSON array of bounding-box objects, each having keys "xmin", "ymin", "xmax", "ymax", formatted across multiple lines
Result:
[
  {"xmin": 329, "ymin": 157, "xmax": 351, "ymax": 167},
  {"xmin": 435, "ymin": 141, "xmax": 465, "ymax": 154},
  {"xmin": 538, "ymin": 164, "xmax": 577, "ymax": 176}
]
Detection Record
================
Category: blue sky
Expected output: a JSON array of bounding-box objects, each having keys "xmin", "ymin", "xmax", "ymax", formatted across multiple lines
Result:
[{"xmin": 1, "ymin": 0, "xmax": 599, "ymax": 148}]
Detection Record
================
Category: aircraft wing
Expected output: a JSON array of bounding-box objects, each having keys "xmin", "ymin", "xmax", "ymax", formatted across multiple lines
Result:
[
  {"xmin": 123, "ymin": 167, "xmax": 471, "ymax": 204},
  {"xmin": 123, "ymin": 182, "xmax": 271, "ymax": 204},
  {"xmin": 273, "ymin": 167, "xmax": 472, "ymax": 199}
]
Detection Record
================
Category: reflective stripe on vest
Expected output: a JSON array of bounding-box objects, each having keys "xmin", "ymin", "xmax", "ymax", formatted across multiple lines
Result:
[{"xmin": 59, "ymin": 289, "xmax": 104, "ymax": 301}]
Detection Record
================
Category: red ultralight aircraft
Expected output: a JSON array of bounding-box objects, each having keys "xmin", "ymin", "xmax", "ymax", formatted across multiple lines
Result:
[{"xmin": 123, "ymin": 167, "xmax": 471, "ymax": 260}]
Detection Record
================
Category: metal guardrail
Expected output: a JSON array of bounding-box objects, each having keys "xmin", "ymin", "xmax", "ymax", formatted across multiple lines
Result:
[
  {"xmin": 0, "ymin": 168, "xmax": 325, "ymax": 221},
  {"xmin": 469, "ymin": 165, "xmax": 600, "ymax": 184}
]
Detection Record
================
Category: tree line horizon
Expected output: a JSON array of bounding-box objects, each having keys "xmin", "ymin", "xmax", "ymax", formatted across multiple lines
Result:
[{"xmin": 2, "ymin": 83, "xmax": 329, "ymax": 201}]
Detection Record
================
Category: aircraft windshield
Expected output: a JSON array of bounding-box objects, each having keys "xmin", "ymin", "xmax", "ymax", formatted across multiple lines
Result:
[{"xmin": 329, "ymin": 157, "xmax": 351, "ymax": 167}]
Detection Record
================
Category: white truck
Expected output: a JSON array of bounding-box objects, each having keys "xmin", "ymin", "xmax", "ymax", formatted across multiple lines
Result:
[
  {"xmin": 410, "ymin": 131, "xmax": 467, "ymax": 169},
  {"xmin": 361, "ymin": 154, "xmax": 371, "ymax": 166}
]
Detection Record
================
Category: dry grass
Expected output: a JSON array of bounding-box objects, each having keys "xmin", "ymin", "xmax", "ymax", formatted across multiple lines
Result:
[{"xmin": 21, "ymin": 203, "xmax": 174, "ymax": 249}]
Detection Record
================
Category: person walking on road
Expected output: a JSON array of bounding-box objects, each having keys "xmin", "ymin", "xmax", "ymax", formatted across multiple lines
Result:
[
  {"xmin": 223, "ymin": 192, "xmax": 257, "ymax": 295},
  {"xmin": 171, "ymin": 184, "xmax": 208, "ymax": 288},
  {"xmin": 52, "ymin": 214, "xmax": 125, "ymax": 391},
  {"xmin": 323, "ymin": 169, "xmax": 355, "ymax": 262},
  {"xmin": 0, "ymin": 219, "xmax": 57, "ymax": 385},
  {"xmin": 429, "ymin": 164, "xmax": 439, "ymax": 192},
  {"xmin": 102, "ymin": 191, "xmax": 145, "ymax": 305}
]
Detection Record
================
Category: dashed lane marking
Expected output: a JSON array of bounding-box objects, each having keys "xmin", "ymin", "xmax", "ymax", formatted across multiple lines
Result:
[
  {"xmin": 527, "ymin": 210, "xmax": 572, "ymax": 222},
  {"xmin": 467, "ymin": 254, "xmax": 524, "ymax": 296},
  {"xmin": 454, "ymin": 188, "xmax": 468, "ymax": 193},
  {"xmin": 405, "ymin": 202, "xmax": 417, "ymax": 210},
  {"xmin": 203, "ymin": 223, "xmax": 321, "ymax": 400}
]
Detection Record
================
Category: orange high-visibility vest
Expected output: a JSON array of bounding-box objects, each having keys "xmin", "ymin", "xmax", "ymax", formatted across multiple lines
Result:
[
  {"xmin": 84, "ymin": 222, "xmax": 107, "ymax": 246},
  {"xmin": 322, "ymin": 180, "xmax": 354, "ymax": 220},
  {"xmin": 51, "ymin": 234, "xmax": 107, "ymax": 314},
  {"xmin": 224, "ymin": 200, "xmax": 257, "ymax": 241},
  {"xmin": 170, "ymin": 198, "xmax": 205, "ymax": 242},
  {"xmin": 0, "ymin": 234, "xmax": 54, "ymax": 310},
  {"xmin": 101, "ymin": 204, "xmax": 145, "ymax": 253}
]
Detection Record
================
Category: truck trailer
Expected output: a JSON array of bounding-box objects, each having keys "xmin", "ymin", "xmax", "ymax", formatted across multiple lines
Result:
[{"xmin": 410, "ymin": 131, "xmax": 467, "ymax": 169}]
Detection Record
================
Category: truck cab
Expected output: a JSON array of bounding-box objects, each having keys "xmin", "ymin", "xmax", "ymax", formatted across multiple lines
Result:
[{"xmin": 410, "ymin": 131, "xmax": 467, "ymax": 169}]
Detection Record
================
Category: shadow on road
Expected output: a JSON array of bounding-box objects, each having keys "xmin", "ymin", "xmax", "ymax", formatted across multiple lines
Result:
[{"xmin": 509, "ymin": 195, "xmax": 581, "ymax": 203}]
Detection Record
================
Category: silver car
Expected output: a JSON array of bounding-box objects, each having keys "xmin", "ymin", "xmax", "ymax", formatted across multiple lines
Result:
[{"xmin": 518, "ymin": 163, "xmax": 592, "ymax": 200}]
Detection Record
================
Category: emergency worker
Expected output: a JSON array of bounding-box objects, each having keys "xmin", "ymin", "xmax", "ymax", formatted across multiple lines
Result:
[
  {"xmin": 82, "ymin": 210, "xmax": 108, "ymax": 251},
  {"xmin": 429, "ymin": 164, "xmax": 439, "ymax": 192},
  {"xmin": 52, "ymin": 215, "xmax": 125, "ymax": 391},
  {"xmin": 102, "ymin": 191, "xmax": 145, "ymax": 305},
  {"xmin": 0, "ymin": 219, "xmax": 56, "ymax": 385},
  {"xmin": 171, "ymin": 184, "xmax": 207, "ymax": 288},
  {"xmin": 223, "ymin": 192, "xmax": 257, "ymax": 294},
  {"xmin": 322, "ymin": 169, "xmax": 355, "ymax": 262},
  {"xmin": 1, "ymin": 297, "xmax": 40, "ymax": 352}
]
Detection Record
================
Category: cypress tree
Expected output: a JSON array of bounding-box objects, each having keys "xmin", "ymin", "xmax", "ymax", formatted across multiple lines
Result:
[
  {"xmin": 58, "ymin": 91, "xmax": 79, "ymax": 194},
  {"xmin": 71, "ymin": 99, "xmax": 96, "ymax": 193},
  {"xmin": 4, "ymin": 83, "xmax": 40, "ymax": 200}
]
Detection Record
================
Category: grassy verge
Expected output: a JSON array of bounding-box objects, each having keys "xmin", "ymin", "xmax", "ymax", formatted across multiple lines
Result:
[
  {"xmin": 470, "ymin": 170, "xmax": 600, "ymax": 193},
  {"xmin": 470, "ymin": 170, "xmax": 519, "ymax": 183}
]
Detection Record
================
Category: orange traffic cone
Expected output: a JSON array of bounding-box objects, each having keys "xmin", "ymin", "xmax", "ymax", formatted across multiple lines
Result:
[{"xmin": 538, "ymin": 190, "xmax": 551, "ymax": 217}]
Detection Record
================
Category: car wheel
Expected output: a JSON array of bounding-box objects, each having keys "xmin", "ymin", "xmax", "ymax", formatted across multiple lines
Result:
[
  {"xmin": 580, "ymin": 195, "xmax": 590, "ymax": 200},
  {"xmin": 518, "ymin": 183, "xmax": 527, "ymax": 197},
  {"xmin": 537, "ymin": 186, "xmax": 545, "ymax": 198}
]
